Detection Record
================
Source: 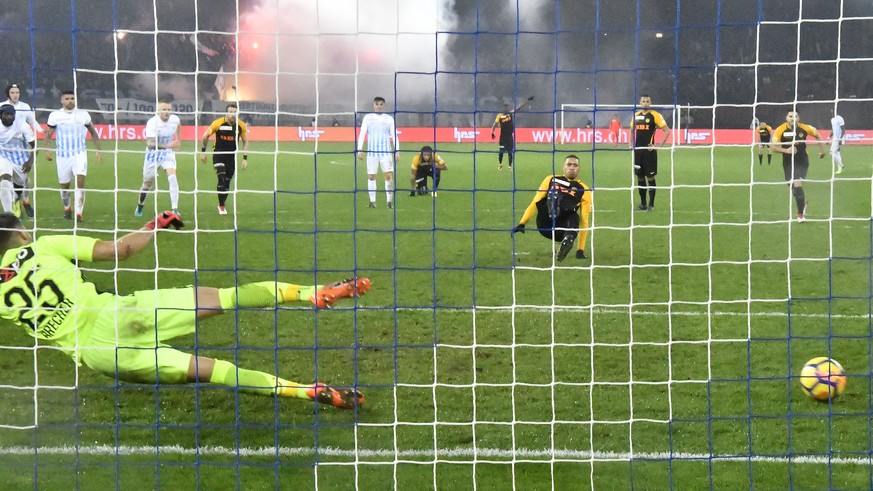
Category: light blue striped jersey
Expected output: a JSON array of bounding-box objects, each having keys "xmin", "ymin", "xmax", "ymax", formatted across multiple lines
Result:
[
  {"xmin": 1, "ymin": 99, "xmax": 43, "ymax": 133},
  {"xmin": 0, "ymin": 119, "xmax": 35, "ymax": 165},
  {"xmin": 144, "ymin": 114, "xmax": 181, "ymax": 163},
  {"xmin": 46, "ymin": 108, "xmax": 93, "ymax": 158},
  {"xmin": 357, "ymin": 113, "xmax": 398, "ymax": 155}
]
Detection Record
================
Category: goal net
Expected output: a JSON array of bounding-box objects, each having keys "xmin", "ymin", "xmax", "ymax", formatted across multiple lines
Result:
[{"xmin": 2, "ymin": 0, "xmax": 873, "ymax": 489}]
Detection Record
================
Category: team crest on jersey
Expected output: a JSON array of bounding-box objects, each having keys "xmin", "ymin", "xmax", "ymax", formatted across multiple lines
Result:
[{"xmin": 0, "ymin": 247, "xmax": 34, "ymax": 283}]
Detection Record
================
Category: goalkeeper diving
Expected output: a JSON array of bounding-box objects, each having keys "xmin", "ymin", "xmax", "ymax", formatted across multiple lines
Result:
[{"xmin": 0, "ymin": 212, "xmax": 369, "ymax": 409}]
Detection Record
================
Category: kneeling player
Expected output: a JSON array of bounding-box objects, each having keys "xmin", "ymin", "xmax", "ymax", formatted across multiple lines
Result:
[
  {"xmin": 409, "ymin": 145, "xmax": 447, "ymax": 197},
  {"xmin": 512, "ymin": 154, "xmax": 592, "ymax": 261}
]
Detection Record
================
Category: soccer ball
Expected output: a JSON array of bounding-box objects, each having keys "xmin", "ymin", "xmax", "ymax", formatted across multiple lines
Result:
[{"xmin": 799, "ymin": 357, "xmax": 847, "ymax": 401}]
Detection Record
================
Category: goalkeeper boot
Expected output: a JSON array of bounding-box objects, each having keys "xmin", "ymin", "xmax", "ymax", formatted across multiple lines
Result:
[
  {"xmin": 306, "ymin": 382, "xmax": 365, "ymax": 409},
  {"xmin": 556, "ymin": 235, "xmax": 575, "ymax": 262},
  {"xmin": 22, "ymin": 200, "xmax": 33, "ymax": 218},
  {"xmin": 134, "ymin": 204, "xmax": 144, "ymax": 217},
  {"xmin": 310, "ymin": 277, "xmax": 372, "ymax": 309}
]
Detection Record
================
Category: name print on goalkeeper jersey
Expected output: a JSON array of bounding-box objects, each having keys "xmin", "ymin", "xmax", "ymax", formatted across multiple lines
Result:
[{"xmin": 0, "ymin": 235, "xmax": 103, "ymax": 344}]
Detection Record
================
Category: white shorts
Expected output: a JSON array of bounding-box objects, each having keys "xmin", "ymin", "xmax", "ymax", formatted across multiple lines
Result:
[
  {"xmin": 0, "ymin": 157, "xmax": 14, "ymax": 179},
  {"xmin": 56, "ymin": 153, "xmax": 88, "ymax": 184},
  {"xmin": 143, "ymin": 155, "xmax": 177, "ymax": 182},
  {"xmin": 366, "ymin": 153, "xmax": 394, "ymax": 174}
]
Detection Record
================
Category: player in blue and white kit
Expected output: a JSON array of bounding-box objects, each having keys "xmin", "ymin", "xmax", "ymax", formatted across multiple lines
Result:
[
  {"xmin": 357, "ymin": 96, "xmax": 399, "ymax": 209},
  {"xmin": 830, "ymin": 109, "xmax": 846, "ymax": 175},
  {"xmin": 0, "ymin": 104, "xmax": 36, "ymax": 215},
  {"xmin": 135, "ymin": 101, "xmax": 182, "ymax": 217},
  {"xmin": 3, "ymin": 84, "xmax": 43, "ymax": 218},
  {"xmin": 44, "ymin": 90, "xmax": 102, "ymax": 222}
]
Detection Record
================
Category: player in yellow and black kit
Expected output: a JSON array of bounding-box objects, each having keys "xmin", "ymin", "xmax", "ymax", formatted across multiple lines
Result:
[
  {"xmin": 770, "ymin": 111, "xmax": 826, "ymax": 222},
  {"xmin": 756, "ymin": 121, "xmax": 773, "ymax": 165},
  {"xmin": 630, "ymin": 95, "xmax": 671, "ymax": 211},
  {"xmin": 409, "ymin": 145, "xmax": 447, "ymax": 197},
  {"xmin": 512, "ymin": 155, "xmax": 592, "ymax": 261},
  {"xmin": 200, "ymin": 103, "xmax": 249, "ymax": 215},
  {"xmin": 490, "ymin": 96, "xmax": 533, "ymax": 171}
]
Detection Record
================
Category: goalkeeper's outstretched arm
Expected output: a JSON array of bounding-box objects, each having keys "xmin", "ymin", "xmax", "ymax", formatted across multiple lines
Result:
[{"xmin": 92, "ymin": 211, "xmax": 184, "ymax": 261}]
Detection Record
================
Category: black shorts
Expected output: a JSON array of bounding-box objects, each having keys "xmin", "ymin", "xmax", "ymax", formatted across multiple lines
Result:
[
  {"xmin": 782, "ymin": 155, "xmax": 809, "ymax": 181},
  {"xmin": 415, "ymin": 164, "xmax": 440, "ymax": 182},
  {"xmin": 535, "ymin": 210, "xmax": 579, "ymax": 242},
  {"xmin": 634, "ymin": 149, "xmax": 658, "ymax": 177},
  {"xmin": 499, "ymin": 138, "xmax": 515, "ymax": 152},
  {"xmin": 759, "ymin": 137, "xmax": 771, "ymax": 144},
  {"xmin": 213, "ymin": 153, "xmax": 237, "ymax": 179}
]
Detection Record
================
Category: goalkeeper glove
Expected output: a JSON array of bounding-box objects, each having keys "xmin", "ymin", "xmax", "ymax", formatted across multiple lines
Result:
[
  {"xmin": 512, "ymin": 224, "xmax": 525, "ymax": 234},
  {"xmin": 145, "ymin": 211, "xmax": 185, "ymax": 230}
]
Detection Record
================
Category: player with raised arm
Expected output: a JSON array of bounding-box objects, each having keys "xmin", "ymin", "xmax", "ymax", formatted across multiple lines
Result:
[
  {"xmin": 135, "ymin": 101, "xmax": 182, "ymax": 217},
  {"xmin": 409, "ymin": 145, "xmax": 447, "ymax": 197},
  {"xmin": 200, "ymin": 103, "xmax": 248, "ymax": 215},
  {"xmin": 755, "ymin": 121, "xmax": 773, "ymax": 166},
  {"xmin": 512, "ymin": 155, "xmax": 592, "ymax": 261},
  {"xmin": 830, "ymin": 108, "xmax": 845, "ymax": 175},
  {"xmin": 630, "ymin": 95, "xmax": 671, "ymax": 211},
  {"xmin": 0, "ymin": 105, "xmax": 36, "ymax": 215},
  {"xmin": 357, "ymin": 96, "xmax": 399, "ymax": 209},
  {"xmin": 771, "ymin": 111, "xmax": 827, "ymax": 223},
  {"xmin": 0, "ymin": 211, "xmax": 370, "ymax": 409},
  {"xmin": 44, "ymin": 90, "xmax": 102, "ymax": 222},
  {"xmin": 491, "ymin": 96, "xmax": 533, "ymax": 172}
]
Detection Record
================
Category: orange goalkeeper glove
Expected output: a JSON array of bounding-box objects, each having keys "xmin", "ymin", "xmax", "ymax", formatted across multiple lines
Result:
[{"xmin": 145, "ymin": 211, "xmax": 184, "ymax": 230}]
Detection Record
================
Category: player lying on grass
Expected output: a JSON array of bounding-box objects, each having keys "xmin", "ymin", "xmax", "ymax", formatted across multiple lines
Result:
[{"xmin": 0, "ymin": 212, "xmax": 369, "ymax": 409}]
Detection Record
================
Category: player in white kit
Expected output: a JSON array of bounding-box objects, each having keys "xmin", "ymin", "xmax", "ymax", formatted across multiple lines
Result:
[
  {"xmin": 44, "ymin": 90, "xmax": 102, "ymax": 222},
  {"xmin": 830, "ymin": 109, "xmax": 845, "ymax": 175},
  {"xmin": 357, "ymin": 96, "xmax": 399, "ymax": 209},
  {"xmin": 0, "ymin": 105, "xmax": 36, "ymax": 215},
  {"xmin": 3, "ymin": 83, "xmax": 44, "ymax": 217},
  {"xmin": 135, "ymin": 101, "xmax": 182, "ymax": 217}
]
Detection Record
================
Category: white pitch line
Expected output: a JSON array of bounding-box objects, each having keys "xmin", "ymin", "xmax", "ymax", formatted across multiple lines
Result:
[{"xmin": 0, "ymin": 445, "xmax": 869, "ymax": 465}]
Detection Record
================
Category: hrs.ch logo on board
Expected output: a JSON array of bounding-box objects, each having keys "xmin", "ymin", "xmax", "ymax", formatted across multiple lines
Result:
[
  {"xmin": 453, "ymin": 127, "xmax": 479, "ymax": 142},
  {"xmin": 297, "ymin": 127, "xmax": 325, "ymax": 142}
]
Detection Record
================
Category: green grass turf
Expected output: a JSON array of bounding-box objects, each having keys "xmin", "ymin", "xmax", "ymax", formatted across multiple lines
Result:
[{"xmin": 1, "ymin": 141, "xmax": 872, "ymax": 489}]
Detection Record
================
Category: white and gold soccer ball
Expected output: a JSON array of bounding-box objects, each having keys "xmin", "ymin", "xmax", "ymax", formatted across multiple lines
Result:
[{"xmin": 799, "ymin": 357, "xmax": 847, "ymax": 401}]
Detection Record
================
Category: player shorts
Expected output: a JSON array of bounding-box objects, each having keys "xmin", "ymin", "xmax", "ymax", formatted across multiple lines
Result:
[
  {"xmin": 56, "ymin": 152, "xmax": 88, "ymax": 184},
  {"xmin": 143, "ymin": 155, "xmax": 177, "ymax": 182},
  {"xmin": 78, "ymin": 287, "xmax": 199, "ymax": 384},
  {"xmin": 213, "ymin": 152, "xmax": 236, "ymax": 179},
  {"xmin": 499, "ymin": 138, "xmax": 515, "ymax": 153},
  {"xmin": 782, "ymin": 155, "xmax": 810, "ymax": 182},
  {"xmin": 634, "ymin": 149, "xmax": 658, "ymax": 177},
  {"xmin": 0, "ymin": 157, "xmax": 14, "ymax": 179},
  {"xmin": 366, "ymin": 153, "xmax": 394, "ymax": 174},
  {"xmin": 535, "ymin": 202, "xmax": 580, "ymax": 242}
]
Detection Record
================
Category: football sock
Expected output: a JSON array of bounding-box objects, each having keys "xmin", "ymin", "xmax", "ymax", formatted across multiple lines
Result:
[
  {"xmin": 758, "ymin": 155, "xmax": 763, "ymax": 165},
  {"xmin": 74, "ymin": 188, "xmax": 85, "ymax": 214},
  {"xmin": 138, "ymin": 184, "xmax": 151, "ymax": 206},
  {"xmin": 792, "ymin": 186, "xmax": 806, "ymax": 212},
  {"xmin": 168, "ymin": 174, "xmax": 180, "ymax": 208},
  {"xmin": 384, "ymin": 176, "xmax": 394, "ymax": 202},
  {"xmin": 767, "ymin": 154, "xmax": 772, "ymax": 164},
  {"xmin": 648, "ymin": 179, "xmax": 656, "ymax": 207},
  {"xmin": 434, "ymin": 172, "xmax": 441, "ymax": 190},
  {"xmin": 60, "ymin": 190, "xmax": 70, "ymax": 208},
  {"xmin": 0, "ymin": 180, "xmax": 13, "ymax": 212},
  {"xmin": 218, "ymin": 281, "xmax": 316, "ymax": 309},
  {"xmin": 216, "ymin": 171, "xmax": 229, "ymax": 206},
  {"xmin": 508, "ymin": 154, "xmax": 514, "ymax": 167},
  {"xmin": 367, "ymin": 179, "xmax": 377, "ymax": 202},
  {"xmin": 637, "ymin": 179, "xmax": 646, "ymax": 205},
  {"xmin": 209, "ymin": 359, "xmax": 310, "ymax": 399}
]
